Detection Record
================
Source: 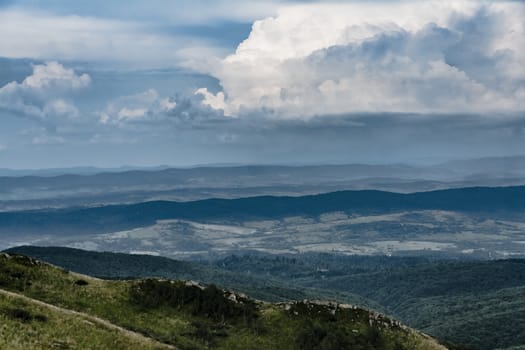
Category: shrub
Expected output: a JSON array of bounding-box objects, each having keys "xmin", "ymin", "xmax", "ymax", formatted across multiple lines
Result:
[
  {"xmin": 129, "ymin": 279, "xmax": 259, "ymax": 323},
  {"xmin": 4, "ymin": 307, "xmax": 33, "ymax": 322}
]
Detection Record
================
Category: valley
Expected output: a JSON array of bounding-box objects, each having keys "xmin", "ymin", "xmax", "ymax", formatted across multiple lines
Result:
[{"xmin": 16, "ymin": 209, "xmax": 524, "ymax": 260}]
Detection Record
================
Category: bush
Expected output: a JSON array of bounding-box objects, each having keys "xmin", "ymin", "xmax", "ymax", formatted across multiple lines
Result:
[
  {"xmin": 129, "ymin": 279, "xmax": 259, "ymax": 323},
  {"xmin": 2, "ymin": 307, "xmax": 48, "ymax": 323},
  {"xmin": 3, "ymin": 308, "xmax": 33, "ymax": 322}
]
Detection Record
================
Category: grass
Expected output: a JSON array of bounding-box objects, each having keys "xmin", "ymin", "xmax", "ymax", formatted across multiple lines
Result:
[{"xmin": 0, "ymin": 293, "xmax": 170, "ymax": 350}]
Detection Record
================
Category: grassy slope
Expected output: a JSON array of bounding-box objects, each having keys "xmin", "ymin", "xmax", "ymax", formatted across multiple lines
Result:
[
  {"xmin": 10, "ymin": 246, "xmax": 525, "ymax": 349},
  {"xmin": 0, "ymin": 252, "xmax": 445, "ymax": 350},
  {"xmin": 0, "ymin": 291, "xmax": 171, "ymax": 350}
]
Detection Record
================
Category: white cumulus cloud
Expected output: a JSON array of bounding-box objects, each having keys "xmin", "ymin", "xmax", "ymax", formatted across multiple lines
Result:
[
  {"xmin": 0, "ymin": 61, "xmax": 90, "ymax": 121},
  {"xmin": 197, "ymin": 1, "xmax": 525, "ymax": 117},
  {"xmin": 195, "ymin": 88, "xmax": 230, "ymax": 115},
  {"xmin": 22, "ymin": 61, "xmax": 90, "ymax": 89}
]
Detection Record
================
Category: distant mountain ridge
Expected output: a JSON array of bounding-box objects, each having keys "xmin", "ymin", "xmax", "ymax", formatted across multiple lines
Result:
[
  {"xmin": 0, "ymin": 186, "xmax": 524, "ymax": 236},
  {"xmin": 0, "ymin": 165, "xmax": 171, "ymax": 177},
  {"xmin": 2, "ymin": 155, "xmax": 524, "ymax": 178},
  {"xmin": 1, "ymin": 156, "xmax": 524, "ymax": 211},
  {"xmin": 0, "ymin": 164, "xmax": 426, "ymax": 191}
]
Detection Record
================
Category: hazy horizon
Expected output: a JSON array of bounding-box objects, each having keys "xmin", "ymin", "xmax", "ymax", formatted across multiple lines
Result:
[{"xmin": 0, "ymin": 153, "xmax": 524, "ymax": 173}]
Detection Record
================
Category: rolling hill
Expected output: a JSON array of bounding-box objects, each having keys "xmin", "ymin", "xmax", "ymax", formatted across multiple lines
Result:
[
  {"xmin": 0, "ymin": 252, "xmax": 445, "ymax": 350},
  {"xmin": 1, "ymin": 186, "xmax": 524, "ymax": 236},
  {"xmin": 3, "ymin": 246, "xmax": 373, "ymax": 305}
]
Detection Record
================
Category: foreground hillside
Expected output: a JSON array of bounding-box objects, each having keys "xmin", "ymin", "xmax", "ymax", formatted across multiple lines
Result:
[
  {"xmin": 0, "ymin": 252, "xmax": 445, "ymax": 350},
  {"xmin": 9, "ymin": 246, "xmax": 525, "ymax": 349}
]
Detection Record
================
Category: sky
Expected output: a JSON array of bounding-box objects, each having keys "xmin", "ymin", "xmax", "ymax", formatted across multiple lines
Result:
[{"xmin": 0, "ymin": 0, "xmax": 524, "ymax": 168}]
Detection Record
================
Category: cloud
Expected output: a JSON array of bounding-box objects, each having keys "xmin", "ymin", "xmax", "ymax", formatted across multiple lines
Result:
[
  {"xmin": 195, "ymin": 88, "xmax": 230, "ymax": 115},
  {"xmin": 100, "ymin": 89, "xmax": 173, "ymax": 125},
  {"xmin": 100, "ymin": 88, "xmax": 227, "ymax": 127},
  {"xmin": 1, "ymin": 0, "xmax": 284, "ymax": 25},
  {"xmin": 159, "ymin": 98, "xmax": 177, "ymax": 112},
  {"xmin": 0, "ymin": 4, "xmax": 275, "ymax": 66},
  {"xmin": 98, "ymin": 89, "xmax": 217, "ymax": 126},
  {"xmin": 197, "ymin": 1, "xmax": 525, "ymax": 117},
  {"xmin": 22, "ymin": 61, "xmax": 90, "ymax": 89},
  {"xmin": 0, "ymin": 10, "xmax": 188, "ymax": 65},
  {"xmin": 0, "ymin": 61, "xmax": 89, "ymax": 121}
]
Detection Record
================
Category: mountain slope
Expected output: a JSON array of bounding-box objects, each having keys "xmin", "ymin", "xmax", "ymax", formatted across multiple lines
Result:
[
  {"xmin": 11, "ymin": 246, "xmax": 525, "ymax": 349},
  {"xmin": 3, "ymin": 246, "xmax": 375, "ymax": 306},
  {"xmin": 8, "ymin": 246, "xmax": 525, "ymax": 349},
  {"xmin": 211, "ymin": 253, "xmax": 525, "ymax": 350},
  {"xmin": 0, "ymin": 252, "xmax": 445, "ymax": 350}
]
